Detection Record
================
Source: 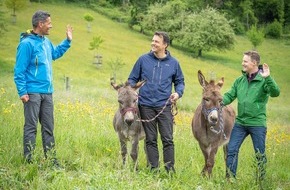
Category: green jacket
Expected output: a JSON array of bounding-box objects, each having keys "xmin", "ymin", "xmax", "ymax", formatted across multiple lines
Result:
[{"xmin": 223, "ymin": 71, "xmax": 280, "ymax": 127}]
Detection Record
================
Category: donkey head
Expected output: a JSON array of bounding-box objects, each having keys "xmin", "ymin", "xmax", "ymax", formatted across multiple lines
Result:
[
  {"xmin": 111, "ymin": 80, "xmax": 146, "ymax": 126},
  {"xmin": 198, "ymin": 70, "xmax": 224, "ymax": 128}
]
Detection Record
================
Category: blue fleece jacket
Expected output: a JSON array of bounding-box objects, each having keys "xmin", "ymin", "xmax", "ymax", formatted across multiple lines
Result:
[
  {"xmin": 128, "ymin": 51, "xmax": 185, "ymax": 107},
  {"xmin": 14, "ymin": 31, "xmax": 71, "ymax": 97}
]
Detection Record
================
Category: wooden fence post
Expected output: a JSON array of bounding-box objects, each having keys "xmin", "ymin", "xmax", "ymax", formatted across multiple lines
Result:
[{"xmin": 64, "ymin": 76, "xmax": 70, "ymax": 91}]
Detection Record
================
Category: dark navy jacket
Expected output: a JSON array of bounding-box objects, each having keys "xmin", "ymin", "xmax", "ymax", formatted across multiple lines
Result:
[{"xmin": 128, "ymin": 50, "xmax": 185, "ymax": 107}]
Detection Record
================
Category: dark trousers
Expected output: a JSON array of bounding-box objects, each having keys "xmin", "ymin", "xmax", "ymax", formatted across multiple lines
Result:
[
  {"xmin": 226, "ymin": 123, "xmax": 267, "ymax": 179},
  {"xmin": 139, "ymin": 105, "xmax": 175, "ymax": 171},
  {"xmin": 23, "ymin": 94, "xmax": 55, "ymax": 161}
]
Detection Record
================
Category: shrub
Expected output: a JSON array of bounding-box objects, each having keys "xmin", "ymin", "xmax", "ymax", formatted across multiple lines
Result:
[
  {"xmin": 230, "ymin": 18, "xmax": 246, "ymax": 35},
  {"xmin": 84, "ymin": 13, "xmax": 94, "ymax": 22},
  {"xmin": 246, "ymin": 25, "xmax": 264, "ymax": 49},
  {"xmin": 265, "ymin": 20, "xmax": 283, "ymax": 38}
]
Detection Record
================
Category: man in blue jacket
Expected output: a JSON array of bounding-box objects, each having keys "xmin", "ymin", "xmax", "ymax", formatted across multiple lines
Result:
[
  {"xmin": 14, "ymin": 10, "xmax": 72, "ymax": 166},
  {"xmin": 128, "ymin": 31, "xmax": 185, "ymax": 173}
]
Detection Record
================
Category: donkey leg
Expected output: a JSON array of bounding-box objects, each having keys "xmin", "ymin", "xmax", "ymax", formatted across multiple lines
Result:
[
  {"xmin": 120, "ymin": 139, "xmax": 127, "ymax": 165},
  {"xmin": 131, "ymin": 137, "xmax": 139, "ymax": 170},
  {"xmin": 200, "ymin": 146, "xmax": 210, "ymax": 177},
  {"xmin": 207, "ymin": 147, "xmax": 218, "ymax": 177}
]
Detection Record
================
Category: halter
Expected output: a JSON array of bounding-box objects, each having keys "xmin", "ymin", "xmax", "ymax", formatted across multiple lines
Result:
[
  {"xmin": 120, "ymin": 107, "xmax": 138, "ymax": 116},
  {"xmin": 202, "ymin": 100, "xmax": 227, "ymax": 139},
  {"xmin": 118, "ymin": 89, "xmax": 139, "ymax": 117}
]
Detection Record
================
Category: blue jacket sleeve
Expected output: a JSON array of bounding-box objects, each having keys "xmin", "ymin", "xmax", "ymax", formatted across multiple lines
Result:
[
  {"xmin": 174, "ymin": 63, "xmax": 185, "ymax": 98},
  {"xmin": 128, "ymin": 58, "xmax": 142, "ymax": 86},
  {"xmin": 51, "ymin": 39, "xmax": 71, "ymax": 61},
  {"xmin": 14, "ymin": 42, "xmax": 32, "ymax": 97}
]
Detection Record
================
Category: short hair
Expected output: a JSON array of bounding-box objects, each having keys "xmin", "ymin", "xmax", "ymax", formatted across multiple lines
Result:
[
  {"xmin": 32, "ymin": 10, "xmax": 50, "ymax": 28},
  {"xmin": 154, "ymin": 31, "xmax": 170, "ymax": 48},
  {"xmin": 244, "ymin": 50, "xmax": 260, "ymax": 65}
]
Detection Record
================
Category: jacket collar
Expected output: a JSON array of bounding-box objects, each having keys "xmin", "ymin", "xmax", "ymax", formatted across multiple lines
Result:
[
  {"xmin": 242, "ymin": 70, "xmax": 263, "ymax": 81},
  {"xmin": 20, "ymin": 29, "xmax": 45, "ymax": 42},
  {"xmin": 149, "ymin": 50, "xmax": 171, "ymax": 61}
]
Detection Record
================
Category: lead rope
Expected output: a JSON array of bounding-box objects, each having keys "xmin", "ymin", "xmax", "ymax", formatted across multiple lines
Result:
[
  {"xmin": 171, "ymin": 101, "xmax": 178, "ymax": 125},
  {"xmin": 203, "ymin": 100, "xmax": 227, "ymax": 139},
  {"xmin": 137, "ymin": 97, "xmax": 178, "ymax": 124},
  {"xmin": 212, "ymin": 107, "xmax": 227, "ymax": 140},
  {"xmin": 219, "ymin": 106, "xmax": 227, "ymax": 140}
]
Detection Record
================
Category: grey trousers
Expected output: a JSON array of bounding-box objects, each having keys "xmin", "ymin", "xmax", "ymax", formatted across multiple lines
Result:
[
  {"xmin": 139, "ymin": 105, "xmax": 175, "ymax": 171},
  {"xmin": 23, "ymin": 93, "xmax": 55, "ymax": 160}
]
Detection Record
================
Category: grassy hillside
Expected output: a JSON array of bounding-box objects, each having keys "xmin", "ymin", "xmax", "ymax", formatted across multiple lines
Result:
[{"xmin": 0, "ymin": 2, "xmax": 290, "ymax": 190}]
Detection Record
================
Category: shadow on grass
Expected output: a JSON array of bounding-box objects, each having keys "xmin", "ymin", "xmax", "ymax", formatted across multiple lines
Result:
[
  {"xmin": 170, "ymin": 43, "xmax": 241, "ymax": 71},
  {"xmin": 199, "ymin": 52, "xmax": 241, "ymax": 71}
]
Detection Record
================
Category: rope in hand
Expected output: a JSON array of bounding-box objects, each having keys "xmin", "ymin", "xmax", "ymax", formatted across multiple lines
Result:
[
  {"xmin": 171, "ymin": 101, "xmax": 178, "ymax": 125},
  {"xmin": 137, "ymin": 97, "xmax": 178, "ymax": 124}
]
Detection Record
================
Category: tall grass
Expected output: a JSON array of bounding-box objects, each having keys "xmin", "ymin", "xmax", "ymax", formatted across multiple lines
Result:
[{"xmin": 1, "ymin": 2, "xmax": 290, "ymax": 189}]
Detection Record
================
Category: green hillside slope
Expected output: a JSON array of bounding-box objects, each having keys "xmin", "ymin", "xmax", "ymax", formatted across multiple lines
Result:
[
  {"xmin": 1, "ymin": 3, "xmax": 289, "ymax": 123},
  {"xmin": 1, "ymin": 2, "xmax": 290, "ymax": 190}
]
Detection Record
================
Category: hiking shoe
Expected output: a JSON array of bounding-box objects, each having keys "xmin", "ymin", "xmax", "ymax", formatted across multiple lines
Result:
[
  {"xmin": 51, "ymin": 159, "xmax": 62, "ymax": 169},
  {"xmin": 25, "ymin": 158, "xmax": 33, "ymax": 164}
]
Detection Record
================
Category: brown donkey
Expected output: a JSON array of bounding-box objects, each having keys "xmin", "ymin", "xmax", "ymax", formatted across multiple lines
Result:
[
  {"xmin": 192, "ymin": 70, "xmax": 235, "ymax": 177},
  {"xmin": 111, "ymin": 80, "xmax": 146, "ymax": 170}
]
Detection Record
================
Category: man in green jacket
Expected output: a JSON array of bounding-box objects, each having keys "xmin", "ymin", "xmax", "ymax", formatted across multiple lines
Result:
[{"xmin": 223, "ymin": 50, "xmax": 280, "ymax": 181}]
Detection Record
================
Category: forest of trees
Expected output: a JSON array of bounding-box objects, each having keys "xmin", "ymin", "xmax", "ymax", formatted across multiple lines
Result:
[
  {"xmin": 87, "ymin": 0, "xmax": 290, "ymax": 55},
  {"xmin": 1, "ymin": 0, "xmax": 290, "ymax": 56},
  {"xmin": 63, "ymin": 0, "xmax": 290, "ymax": 33}
]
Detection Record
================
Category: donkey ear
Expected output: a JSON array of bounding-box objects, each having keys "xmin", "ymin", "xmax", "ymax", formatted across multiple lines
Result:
[
  {"xmin": 133, "ymin": 80, "xmax": 146, "ymax": 90},
  {"xmin": 110, "ymin": 77, "xmax": 118, "ymax": 90},
  {"xmin": 111, "ymin": 81, "xmax": 120, "ymax": 90},
  {"xmin": 217, "ymin": 77, "xmax": 224, "ymax": 88},
  {"xmin": 198, "ymin": 70, "xmax": 208, "ymax": 88}
]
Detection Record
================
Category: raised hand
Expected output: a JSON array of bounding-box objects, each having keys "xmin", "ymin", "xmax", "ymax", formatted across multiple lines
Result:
[
  {"xmin": 260, "ymin": 63, "xmax": 270, "ymax": 78},
  {"xmin": 66, "ymin": 24, "xmax": 73, "ymax": 41}
]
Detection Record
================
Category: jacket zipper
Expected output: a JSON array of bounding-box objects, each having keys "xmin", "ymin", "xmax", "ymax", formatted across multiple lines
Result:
[
  {"xmin": 152, "ymin": 62, "xmax": 157, "ymax": 83},
  {"xmin": 34, "ymin": 56, "xmax": 38, "ymax": 76},
  {"xmin": 243, "ymin": 80, "xmax": 250, "ymax": 120},
  {"xmin": 159, "ymin": 62, "xmax": 162, "ymax": 85}
]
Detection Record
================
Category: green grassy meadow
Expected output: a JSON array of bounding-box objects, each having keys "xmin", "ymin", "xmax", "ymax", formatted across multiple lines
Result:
[{"xmin": 1, "ymin": 2, "xmax": 290, "ymax": 190}]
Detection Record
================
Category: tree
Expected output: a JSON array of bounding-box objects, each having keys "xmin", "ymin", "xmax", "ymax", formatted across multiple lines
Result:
[
  {"xmin": 246, "ymin": 25, "xmax": 264, "ymax": 50},
  {"xmin": 177, "ymin": 7, "xmax": 235, "ymax": 57},
  {"xmin": 89, "ymin": 36, "xmax": 104, "ymax": 67},
  {"xmin": 128, "ymin": 0, "xmax": 152, "ymax": 32},
  {"xmin": 265, "ymin": 19, "xmax": 283, "ymax": 38},
  {"xmin": 84, "ymin": 13, "xmax": 94, "ymax": 33},
  {"xmin": 5, "ymin": 0, "xmax": 28, "ymax": 24},
  {"xmin": 141, "ymin": 0, "xmax": 187, "ymax": 44},
  {"xmin": 108, "ymin": 57, "xmax": 125, "ymax": 83},
  {"xmin": 284, "ymin": 0, "xmax": 290, "ymax": 27},
  {"xmin": 89, "ymin": 36, "xmax": 104, "ymax": 52},
  {"xmin": 254, "ymin": 0, "xmax": 285, "ymax": 24},
  {"xmin": 128, "ymin": 0, "xmax": 165, "ymax": 32},
  {"xmin": 239, "ymin": 0, "xmax": 258, "ymax": 30}
]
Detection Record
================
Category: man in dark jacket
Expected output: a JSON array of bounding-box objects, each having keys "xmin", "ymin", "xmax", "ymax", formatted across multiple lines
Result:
[
  {"xmin": 223, "ymin": 50, "xmax": 280, "ymax": 181},
  {"xmin": 14, "ymin": 10, "xmax": 72, "ymax": 166},
  {"xmin": 128, "ymin": 31, "xmax": 185, "ymax": 172}
]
